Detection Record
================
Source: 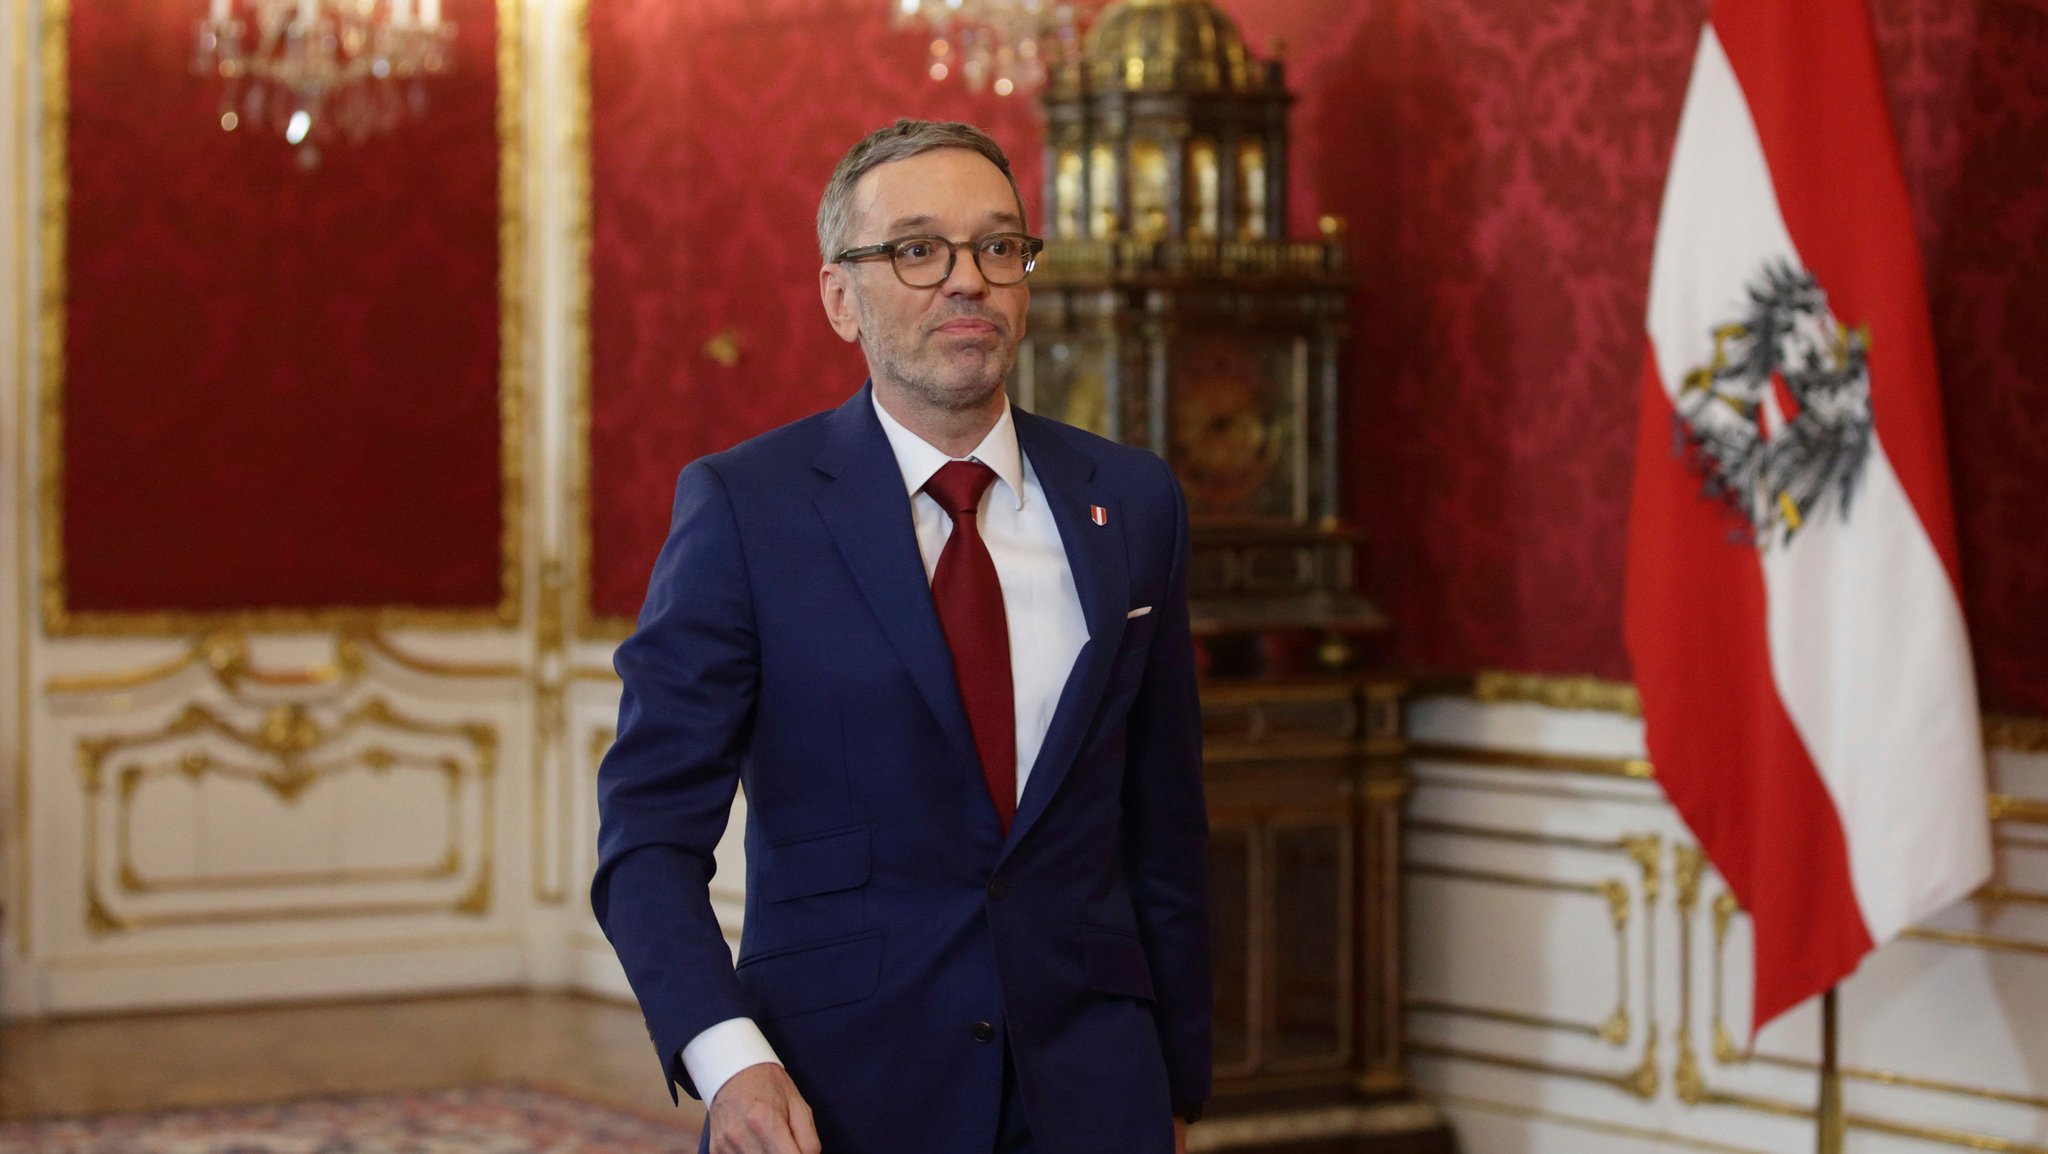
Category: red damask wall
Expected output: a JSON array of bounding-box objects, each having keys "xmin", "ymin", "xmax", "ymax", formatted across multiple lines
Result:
[
  {"xmin": 586, "ymin": 0, "xmax": 2048, "ymax": 714},
  {"xmin": 62, "ymin": 0, "xmax": 505, "ymax": 622}
]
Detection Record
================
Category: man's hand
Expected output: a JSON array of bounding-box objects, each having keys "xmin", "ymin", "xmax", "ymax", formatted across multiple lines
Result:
[
  {"xmin": 707, "ymin": 1063, "xmax": 821, "ymax": 1154},
  {"xmin": 1174, "ymin": 1118, "xmax": 1189, "ymax": 1154}
]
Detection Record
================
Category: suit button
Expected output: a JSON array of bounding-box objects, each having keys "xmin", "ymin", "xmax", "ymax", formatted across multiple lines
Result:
[
  {"xmin": 987, "ymin": 877, "xmax": 1008, "ymax": 900},
  {"xmin": 972, "ymin": 1020, "xmax": 996, "ymax": 1043}
]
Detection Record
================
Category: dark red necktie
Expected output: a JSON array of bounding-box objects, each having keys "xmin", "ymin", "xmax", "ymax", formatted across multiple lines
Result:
[{"xmin": 923, "ymin": 461, "xmax": 1017, "ymax": 834}]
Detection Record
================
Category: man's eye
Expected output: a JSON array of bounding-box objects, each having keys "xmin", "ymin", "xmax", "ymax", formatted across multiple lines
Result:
[
  {"xmin": 982, "ymin": 237, "xmax": 1016, "ymax": 257},
  {"xmin": 899, "ymin": 241, "xmax": 938, "ymax": 261}
]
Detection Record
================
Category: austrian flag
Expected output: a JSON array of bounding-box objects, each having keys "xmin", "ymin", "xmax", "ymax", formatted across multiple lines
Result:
[{"xmin": 1624, "ymin": 0, "xmax": 1992, "ymax": 1033}]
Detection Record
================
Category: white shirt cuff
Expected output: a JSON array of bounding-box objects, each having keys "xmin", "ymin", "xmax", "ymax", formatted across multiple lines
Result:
[{"xmin": 681, "ymin": 1016, "xmax": 783, "ymax": 1106}]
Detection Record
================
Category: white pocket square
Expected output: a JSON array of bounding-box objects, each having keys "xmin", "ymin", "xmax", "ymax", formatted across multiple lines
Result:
[{"xmin": 1126, "ymin": 606, "xmax": 1153, "ymax": 619}]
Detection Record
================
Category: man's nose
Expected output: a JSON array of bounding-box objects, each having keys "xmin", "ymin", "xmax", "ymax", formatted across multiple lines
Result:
[{"xmin": 940, "ymin": 245, "xmax": 991, "ymax": 297}]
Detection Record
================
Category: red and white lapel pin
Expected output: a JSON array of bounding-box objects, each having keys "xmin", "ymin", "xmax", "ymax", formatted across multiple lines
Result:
[{"xmin": 1090, "ymin": 505, "xmax": 1108, "ymax": 526}]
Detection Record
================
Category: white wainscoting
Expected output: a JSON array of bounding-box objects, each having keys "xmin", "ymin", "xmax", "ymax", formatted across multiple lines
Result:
[{"xmin": 1405, "ymin": 694, "xmax": 2048, "ymax": 1154}]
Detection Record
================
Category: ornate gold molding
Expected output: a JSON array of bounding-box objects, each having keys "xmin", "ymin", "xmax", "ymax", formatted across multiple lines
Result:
[
  {"xmin": 1990, "ymin": 794, "xmax": 2048, "ymax": 825},
  {"xmin": 583, "ymin": 724, "xmax": 615, "ymax": 896},
  {"xmin": 531, "ymin": 556, "xmax": 570, "ymax": 904},
  {"xmin": 1674, "ymin": 845, "xmax": 1706, "ymax": 1105},
  {"xmin": 13, "ymin": 0, "xmax": 37, "ymax": 957},
  {"xmin": 494, "ymin": 0, "xmax": 525, "ymax": 632},
  {"xmin": 34, "ymin": 0, "xmax": 527, "ymax": 636},
  {"xmin": 1404, "ymin": 850, "xmax": 1641, "ymax": 1060},
  {"xmin": 1678, "ymin": 850, "xmax": 2048, "ymax": 1149},
  {"xmin": 1460, "ymin": 671, "xmax": 2047, "ymax": 752},
  {"xmin": 115, "ymin": 751, "xmax": 463, "ymax": 894},
  {"xmin": 1741, "ymin": 1050, "xmax": 2048, "ymax": 1113},
  {"xmin": 33, "ymin": 0, "xmax": 64, "ymax": 638},
  {"xmin": 78, "ymin": 697, "xmax": 496, "ymax": 772},
  {"xmin": 1433, "ymin": 1093, "xmax": 1769, "ymax": 1154},
  {"xmin": 564, "ymin": 0, "xmax": 631, "ymax": 642},
  {"xmin": 1408, "ymin": 741, "xmax": 1654, "ymax": 780},
  {"xmin": 1410, "ymin": 1033, "xmax": 1658, "ymax": 1101},
  {"xmin": 1412, "ymin": 741, "xmax": 2043, "ymax": 830},
  {"xmin": 78, "ymin": 696, "xmax": 497, "ymax": 933},
  {"xmin": 1405, "ymin": 997, "xmax": 1616, "ymax": 1041},
  {"xmin": 1898, "ymin": 926, "xmax": 2048, "ymax": 958},
  {"xmin": 43, "ymin": 628, "xmax": 522, "ymax": 697},
  {"xmin": 1985, "ymin": 714, "xmax": 2048, "ymax": 754},
  {"xmin": 1470, "ymin": 670, "xmax": 1641, "ymax": 717}
]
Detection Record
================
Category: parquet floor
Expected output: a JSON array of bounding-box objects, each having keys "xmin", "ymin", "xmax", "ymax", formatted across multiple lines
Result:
[{"xmin": 0, "ymin": 991, "xmax": 703, "ymax": 1130}]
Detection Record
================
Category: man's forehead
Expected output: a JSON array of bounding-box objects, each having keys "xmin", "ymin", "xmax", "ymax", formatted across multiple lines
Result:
[{"xmin": 852, "ymin": 148, "xmax": 1023, "ymax": 230}]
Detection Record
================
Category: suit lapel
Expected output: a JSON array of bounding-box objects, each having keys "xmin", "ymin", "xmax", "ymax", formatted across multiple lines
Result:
[
  {"xmin": 1003, "ymin": 408, "xmax": 1129, "ymax": 859},
  {"xmin": 812, "ymin": 386, "xmax": 980, "ymax": 769}
]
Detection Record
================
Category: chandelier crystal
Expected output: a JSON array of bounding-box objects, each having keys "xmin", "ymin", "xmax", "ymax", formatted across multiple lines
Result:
[
  {"xmin": 192, "ymin": 0, "xmax": 457, "ymax": 167},
  {"xmin": 893, "ymin": 0, "xmax": 1098, "ymax": 96}
]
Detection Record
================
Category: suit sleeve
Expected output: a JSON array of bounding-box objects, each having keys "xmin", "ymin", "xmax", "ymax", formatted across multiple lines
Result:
[
  {"xmin": 592, "ymin": 459, "xmax": 761, "ymax": 1103},
  {"xmin": 1120, "ymin": 456, "xmax": 1213, "ymax": 1121}
]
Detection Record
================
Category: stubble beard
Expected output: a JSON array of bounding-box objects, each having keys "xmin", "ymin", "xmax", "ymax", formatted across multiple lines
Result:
[{"xmin": 854, "ymin": 283, "xmax": 1016, "ymax": 414}]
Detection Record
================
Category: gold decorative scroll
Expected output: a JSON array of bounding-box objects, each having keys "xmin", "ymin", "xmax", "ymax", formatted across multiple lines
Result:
[
  {"xmin": 115, "ymin": 751, "xmax": 464, "ymax": 893},
  {"xmin": 78, "ymin": 697, "xmax": 498, "ymax": 933},
  {"xmin": 44, "ymin": 628, "xmax": 523, "ymax": 697},
  {"xmin": 78, "ymin": 698, "xmax": 496, "ymax": 773}
]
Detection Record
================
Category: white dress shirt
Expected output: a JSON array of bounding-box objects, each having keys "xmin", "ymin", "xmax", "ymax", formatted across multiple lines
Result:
[{"xmin": 681, "ymin": 392, "xmax": 1091, "ymax": 1106}]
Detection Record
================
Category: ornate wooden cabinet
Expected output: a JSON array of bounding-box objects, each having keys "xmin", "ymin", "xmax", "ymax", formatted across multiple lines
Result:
[
  {"xmin": 1198, "ymin": 677, "xmax": 1449, "ymax": 1150},
  {"xmin": 1019, "ymin": 2, "xmax": 1452, "ymax": 1148}
]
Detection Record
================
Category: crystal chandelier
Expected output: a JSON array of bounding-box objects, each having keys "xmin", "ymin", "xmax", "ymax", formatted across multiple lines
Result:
[
  {"xmin": 893, "ymin": 0, "xmax": 1098, "ymax": 96},
  {"xmin": 192, "ymin": 0, "xmax": 457, "ymax": 167}
]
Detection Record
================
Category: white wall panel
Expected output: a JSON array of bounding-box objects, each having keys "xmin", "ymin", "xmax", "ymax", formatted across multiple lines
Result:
[{"xmin": 1407, "ymin": 692, "xmax": 2048, "ymax": 1154}]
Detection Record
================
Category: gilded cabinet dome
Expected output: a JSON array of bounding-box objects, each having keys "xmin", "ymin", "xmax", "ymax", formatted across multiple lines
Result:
[{"xmin": 1082, "ymin": 0, "xmax": 1259, "ymax": 93}]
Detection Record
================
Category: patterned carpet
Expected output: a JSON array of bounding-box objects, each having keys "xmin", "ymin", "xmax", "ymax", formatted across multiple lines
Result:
[{"xmin": 0, "ymin": 1084, "xmax": 698, "ymax": 1153}]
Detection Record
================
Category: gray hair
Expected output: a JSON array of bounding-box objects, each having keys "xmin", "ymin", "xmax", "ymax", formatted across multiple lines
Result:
[{"xmin": 816, "ymin": 119, "xmax": 1026, "ymax": 263}]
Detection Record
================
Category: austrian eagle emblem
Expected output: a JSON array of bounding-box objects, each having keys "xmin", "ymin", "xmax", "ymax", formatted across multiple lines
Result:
[{"xmin": 1674, "ymin": 260, "xmax": 1876, "ymax": 547}]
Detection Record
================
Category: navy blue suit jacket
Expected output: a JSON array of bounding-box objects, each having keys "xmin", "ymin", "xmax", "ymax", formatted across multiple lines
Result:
[{"xmin": 592, "ymin": 384, "xmax": 1211, "ymax": 1154}]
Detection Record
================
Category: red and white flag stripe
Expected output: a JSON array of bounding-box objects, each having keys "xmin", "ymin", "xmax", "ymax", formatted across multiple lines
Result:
[{"xmin": 1626, "ymin": 0, "xmax": 1991, "ymax": 1032}]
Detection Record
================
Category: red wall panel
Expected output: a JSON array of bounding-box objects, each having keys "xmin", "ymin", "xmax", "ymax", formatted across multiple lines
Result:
[
  {"xmin": 59, "ymin": 0, "xmax": 507, "ymax": 626},
  {"xmin": 585, "ymin": 0, "xmax": 2048, "ymax": 715}
]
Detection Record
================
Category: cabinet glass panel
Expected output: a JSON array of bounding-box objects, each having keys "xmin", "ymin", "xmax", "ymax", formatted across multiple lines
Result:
[
  {"xmin": 1269, "ymin": 822, "xmax": 1347, "ymax": 1064},
  {"xmin": 1208, "ymin": 824, "xmax": 1255, "ymax": 1073}
]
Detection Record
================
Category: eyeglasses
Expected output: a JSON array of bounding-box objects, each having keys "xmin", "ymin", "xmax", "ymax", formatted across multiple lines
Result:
[{"xmin": 835, "ymin": 232, "xmax": 1045, "ymax": 288}]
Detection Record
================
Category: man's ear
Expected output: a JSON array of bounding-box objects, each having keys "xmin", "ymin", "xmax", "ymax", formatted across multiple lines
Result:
[{"xmin": 819, "ymin": 264, "xmax": 862, "ymax": 344}]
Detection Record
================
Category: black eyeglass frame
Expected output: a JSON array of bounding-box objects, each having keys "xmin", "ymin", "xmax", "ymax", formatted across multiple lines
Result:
[{"xmin": 834, "ymin": 232, "xmax": 1047, "ymax": 288}]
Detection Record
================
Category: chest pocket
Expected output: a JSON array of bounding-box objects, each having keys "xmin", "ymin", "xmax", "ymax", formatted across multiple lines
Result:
[{"xmin": 757, "ymin": 825, "xmax": 870, "ymax": 902}]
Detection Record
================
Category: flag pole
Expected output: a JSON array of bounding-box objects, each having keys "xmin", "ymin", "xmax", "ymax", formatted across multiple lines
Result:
[{"xmin": 1817, "ymin": 986, "xmax": 1845, "ymax": 1153}]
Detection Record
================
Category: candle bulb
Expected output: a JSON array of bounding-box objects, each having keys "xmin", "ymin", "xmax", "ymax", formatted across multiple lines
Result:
[
  {"xmin": 419, "ymin": 0, "xmax": 439, "ymax": 26},
  {"xmin": 392, "ymin": 0, "xmax": 411, "ymax": 23},
  {"xmin": 297, "ymin": 0, "xmax": 315, "ymax": 26},
  {"xmin": 210, "ymin": 0, "xmax": 228, "ymax": 23}
]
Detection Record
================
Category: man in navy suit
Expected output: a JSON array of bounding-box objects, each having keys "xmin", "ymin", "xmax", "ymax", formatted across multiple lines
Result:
[{"xmin": 593, "ymin": 119, "xmax": 1210, "ymax": 1154}]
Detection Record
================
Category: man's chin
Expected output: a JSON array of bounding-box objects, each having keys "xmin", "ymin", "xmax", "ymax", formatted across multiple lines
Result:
[
  {"xmin": 920, "ymin": 355, "xmax": 1012, "ymax": 406},
  {"xmin": 934, "ymin": 377, "xmax": 1007, "ymax": 411}
]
